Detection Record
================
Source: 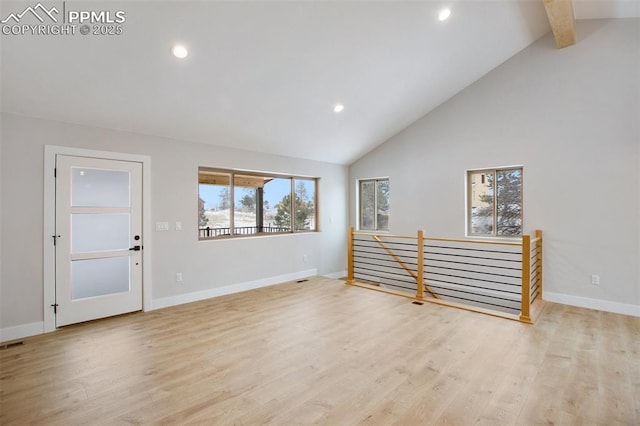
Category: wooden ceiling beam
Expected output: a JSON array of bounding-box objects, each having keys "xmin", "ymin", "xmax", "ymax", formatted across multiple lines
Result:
[{"xmin": 543, "ymin": 0, "xmax": 577, "ymax": 48}]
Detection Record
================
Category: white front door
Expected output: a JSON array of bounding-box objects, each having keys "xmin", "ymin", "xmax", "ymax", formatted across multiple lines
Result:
[{"xmin": 55, "ymin": 155, "xmax": 143, "ymax": 327}]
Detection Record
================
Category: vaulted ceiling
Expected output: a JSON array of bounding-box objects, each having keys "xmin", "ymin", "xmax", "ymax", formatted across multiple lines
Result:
[{"xmin": 1, "ymin": 1, "xmax": 638, "ymax": 164}]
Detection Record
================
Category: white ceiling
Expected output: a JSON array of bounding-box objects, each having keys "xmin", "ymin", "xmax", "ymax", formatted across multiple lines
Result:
[{"xmin": 1, "ymin": 1, "xmax": 638, "ymax": 165}]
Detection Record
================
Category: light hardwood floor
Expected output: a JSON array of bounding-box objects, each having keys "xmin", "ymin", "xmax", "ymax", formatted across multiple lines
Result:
[{"xmin": 1, "ymin": 277, "xmax": 638, "ymax": 425}]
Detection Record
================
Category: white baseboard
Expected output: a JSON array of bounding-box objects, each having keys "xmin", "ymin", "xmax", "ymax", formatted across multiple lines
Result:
[
  {"xmin": 0, "ymin": 321, "xmax": 44, "ymax": 343},
  {"xmin": 323, "ymin": 270, "xmax": 347, "ymax": 280},
  {"xmin": 151, "ymin": 269, "xmax": 318, "ymax": 310},
  {"xmin": 544, "ymin": 292, "xmax": 640, "ymax": 317}
]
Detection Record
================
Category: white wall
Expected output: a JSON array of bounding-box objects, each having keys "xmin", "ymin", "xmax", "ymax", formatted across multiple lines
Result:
[
  {"xmin": 350, "ymin": 19, "xmax": 640, "ymax": 315},
  {"xmin": 0, "ymin": 116, "xmax": 3, "ymax": 333},
  {"xmin": 0, "ymin": 113, "xmax": 348, "ymax": 336}
]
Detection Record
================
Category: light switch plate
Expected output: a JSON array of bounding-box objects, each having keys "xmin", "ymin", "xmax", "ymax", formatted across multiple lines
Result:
[{"xmin": 156, "ymin": 221, "xmax": 169, "ymax": 231}]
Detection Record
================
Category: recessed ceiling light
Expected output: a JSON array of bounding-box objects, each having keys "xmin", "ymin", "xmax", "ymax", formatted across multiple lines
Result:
[
  {"xmin": 333, "ymin": 103, "xmax": 345, "ymax": 113},
  {"xmin": 438, "ymin": 8, "xmax": 451, "ymax": 21},
  {"xmin": 172, "ymin": 44, "xmax": 188, "ymax": 59}
]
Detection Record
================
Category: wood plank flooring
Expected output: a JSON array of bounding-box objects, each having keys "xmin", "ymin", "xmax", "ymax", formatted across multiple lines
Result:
[{"xmin": 1, "ymin": 277, "xmax": 638, "ymax": 425}]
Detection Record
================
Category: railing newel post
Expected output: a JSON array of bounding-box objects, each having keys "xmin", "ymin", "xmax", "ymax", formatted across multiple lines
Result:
[
  {"xmin": 416, "ymin": 229, "xmax": 425, "ymax": 300},
  {"xmin": 520, "ymin": 234, "xmax": 531, "ymax": 323},
  {"xmin": 346, "ymin": 226, "xmax": 355, "ymax": 284}
]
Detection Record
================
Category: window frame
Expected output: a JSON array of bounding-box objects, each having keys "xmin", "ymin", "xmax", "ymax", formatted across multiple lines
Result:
[
  {"xmin": 358, "ymin": 177, "xmax": 390, "ymax": 232},
  {"xmin": 466, "ymin": 166, "xmax": 523, "ymax": 238},
  {"xmin": 198, "ymin": 167, "xmax": 318, "ymax": 240}
]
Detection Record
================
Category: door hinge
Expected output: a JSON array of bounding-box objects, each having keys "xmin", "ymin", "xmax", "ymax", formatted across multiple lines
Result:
[
  {"xmin": 51, "ymin": 303, "xmax": 58, "ymax": 314},
  {"xmin": 52, "ymin": 235, "xmax": 60, "ymax": 245},
  {"xmin": 54, "ymin": 168, "xmax": 57, "ymax": 178}
]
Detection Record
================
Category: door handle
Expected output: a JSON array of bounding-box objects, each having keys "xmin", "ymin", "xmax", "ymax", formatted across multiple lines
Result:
[{"xmin": 129, "ymin": 245, "xmax": 142, "ymax": 251}]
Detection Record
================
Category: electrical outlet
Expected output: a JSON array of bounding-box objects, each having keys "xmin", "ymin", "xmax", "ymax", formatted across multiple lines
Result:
[
  {"xmin": 591, "ymin": 274, "xmax": 600, "ymax": 285},
  {"xmin": 176, "ymin": 272, "xmax": 183, "ymax": 282}
]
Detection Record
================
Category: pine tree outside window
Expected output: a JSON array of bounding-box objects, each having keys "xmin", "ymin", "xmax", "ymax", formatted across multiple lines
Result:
[
  {"xmin": 467, "ymin": 167, "xmax": 522, "ymax": 237},
  {"xmin": 359, "ymin": 178, "xmax": 389, "ymax": 231}
]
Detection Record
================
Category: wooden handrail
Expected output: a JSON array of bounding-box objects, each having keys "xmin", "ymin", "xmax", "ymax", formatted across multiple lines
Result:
[
  {"xmin": 424, "ymin": 236, "xmax": 522, "ymax": 247},
  {"xmin": 353, "ymin": 231, "xmax": 418, "ymax": 240},
  {"xmin": 355, "ymin": 232, "xmax": 523, "ymax": 247}
]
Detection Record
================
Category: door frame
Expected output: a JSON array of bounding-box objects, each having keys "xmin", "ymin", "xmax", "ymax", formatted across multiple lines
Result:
[{"xmin": 43, "ymin": 145, "xmax": 152, "ymax": 333}]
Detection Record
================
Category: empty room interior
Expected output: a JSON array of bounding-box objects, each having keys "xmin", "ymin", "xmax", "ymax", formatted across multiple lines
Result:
[{"xmin": 1, "ymin": 0, "xmax": 639, "ymax": 424}]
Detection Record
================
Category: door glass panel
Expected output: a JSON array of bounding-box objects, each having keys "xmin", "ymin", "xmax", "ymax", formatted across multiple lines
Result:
[
  {"xmin": 71, "ymin": 257, "xmax": 130, "ymax": 300},
  {"xmin": 72, "ymin": 214, "xmax": 130, "ymax": 253},
  {"xmin": 72, "ymin": 168, "xmax": 130, "ymax": 207}
]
